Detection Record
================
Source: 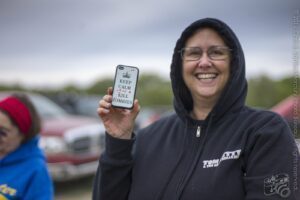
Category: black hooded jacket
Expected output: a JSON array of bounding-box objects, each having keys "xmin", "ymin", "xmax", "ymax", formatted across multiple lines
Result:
[{"xmin": 93, "ymin": 18, "xmax": 300, "ymax": 200}]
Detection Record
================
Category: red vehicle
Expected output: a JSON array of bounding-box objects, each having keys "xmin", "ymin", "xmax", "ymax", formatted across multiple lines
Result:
[
  {"xmin": 0, "ymin": 91, "xmax": 105, "ymax": 181},
  {"xmin": 271, "ymin": 95, "xmax": 299, "ymax": 120},
  {"xmin": 271, "ymin": 95, "xmax": 300, "ymax": 150}
]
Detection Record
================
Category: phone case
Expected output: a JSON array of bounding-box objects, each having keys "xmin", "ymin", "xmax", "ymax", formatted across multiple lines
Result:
[{"xmin": 111, "ymin": 65, "xmax": 139, "ymax": 109}]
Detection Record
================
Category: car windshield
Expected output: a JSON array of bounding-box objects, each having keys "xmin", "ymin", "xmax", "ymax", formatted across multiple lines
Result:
[
  {"xmin": 29, "ymin": 94, "xmax": 67, "ymax": 119},
  {"xmin": 75, "ymin": 96, "xmax": 100, "ymax": 118}
]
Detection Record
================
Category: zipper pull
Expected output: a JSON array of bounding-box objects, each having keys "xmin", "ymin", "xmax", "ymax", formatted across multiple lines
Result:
[{"xmin": 196, "ymin": 126, "xmax": 201, "ymax": 137}]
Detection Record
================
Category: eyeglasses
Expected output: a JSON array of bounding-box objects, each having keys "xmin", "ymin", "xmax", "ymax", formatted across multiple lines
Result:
[{"xmin": 179, "ymin": 46, "xmax": 232, "ymax": 61}]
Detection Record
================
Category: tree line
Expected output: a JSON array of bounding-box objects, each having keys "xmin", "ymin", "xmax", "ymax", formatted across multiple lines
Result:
[{"xmin": 0, "ymin": 74, "xmax": 298, "ymax": 109}]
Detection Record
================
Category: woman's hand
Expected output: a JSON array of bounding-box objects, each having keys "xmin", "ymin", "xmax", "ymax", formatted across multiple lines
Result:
[{"xmin": 97, "ymin": 87, "xmax": 140, "ymax": 139}]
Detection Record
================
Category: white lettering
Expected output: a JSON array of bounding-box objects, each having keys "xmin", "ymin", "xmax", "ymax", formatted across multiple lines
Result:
[{"xmin": 203, "ymin": 149, "xmax": 241, "ymax": 168}]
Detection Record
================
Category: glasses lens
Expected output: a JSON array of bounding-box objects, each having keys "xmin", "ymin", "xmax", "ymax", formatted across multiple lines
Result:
[
  {"xmin": 182, "ymin": 47, "xmax": 202, "ymax": 61},
  {"xmin": 181, "ymin": 46, "xmax": 231, "ymax": 61},
  {"xmin": 208, "ymin": 47, "xmax": 231, "ymax": 60}
]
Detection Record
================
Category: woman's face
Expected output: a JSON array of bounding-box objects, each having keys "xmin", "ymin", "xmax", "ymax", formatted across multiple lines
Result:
[
  {"xmin": 0, "ymin": 110, "xmax": 24, "ymax": 158},
  {"xmin": 182, "ymin": 28, "xmax": 231, "ymax": 103}
]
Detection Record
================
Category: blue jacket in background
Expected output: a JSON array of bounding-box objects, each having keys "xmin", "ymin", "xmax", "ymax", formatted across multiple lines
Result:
[{"xmin": 0, "ymin": 136, "xmax": 54, "ymax": 200}]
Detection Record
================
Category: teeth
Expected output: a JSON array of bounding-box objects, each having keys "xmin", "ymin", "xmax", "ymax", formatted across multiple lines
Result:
[{"xmin": 196, "ymin": 74, "xmax": 217, "ymax": 79}]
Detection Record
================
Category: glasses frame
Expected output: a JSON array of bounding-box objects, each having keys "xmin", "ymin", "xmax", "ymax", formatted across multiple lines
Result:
[{"xmin": 178, "ymin": 46, "xmax": 232, "ymax": 61}]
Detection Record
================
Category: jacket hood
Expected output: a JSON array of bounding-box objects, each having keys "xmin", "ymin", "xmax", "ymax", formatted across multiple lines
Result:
[
  {"xmin": 170, "ymin": 18, "xmax": 247, "ymax": 124},
  {"xmin": 0, "ymin": 136, "xmax": 45, "ymax": 166}
]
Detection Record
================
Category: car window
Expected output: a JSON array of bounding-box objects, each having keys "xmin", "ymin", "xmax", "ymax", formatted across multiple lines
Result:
[
  {"xmin": 75, "ymin": 96, "xmax": 100, "ymax": 118},
  {"xmin": 29, "ymin": 94, "xmax": 67, "ymax": 119}
]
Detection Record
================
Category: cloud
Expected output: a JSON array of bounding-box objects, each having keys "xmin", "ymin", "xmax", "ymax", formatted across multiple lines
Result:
[{"xmin": 0, "ymin": 0, "xmax": 298, "ymax": 87}]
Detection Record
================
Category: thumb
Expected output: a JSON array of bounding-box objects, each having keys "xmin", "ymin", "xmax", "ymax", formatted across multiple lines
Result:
[
  {"xmin": 107, "ymin": 87, "xmax": 113, "ymax": 95},
  {"xmin": 132, "ymin": 99, "xmax": 141, "ymax": 117}
]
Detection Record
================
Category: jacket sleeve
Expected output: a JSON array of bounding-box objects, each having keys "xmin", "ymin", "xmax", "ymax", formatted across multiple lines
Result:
[
  {"xmin": 243, "ymin": 115, "xmax": 300, "ymax": 200},
  {"xmin": 93, "ymin": 132, "xmax": 135, "ymax": 200}
]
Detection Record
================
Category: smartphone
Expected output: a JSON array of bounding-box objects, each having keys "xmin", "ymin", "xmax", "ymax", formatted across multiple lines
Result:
[{"xmin": 112, "ymin": 65, "xmax": 139, "ymax": 109}]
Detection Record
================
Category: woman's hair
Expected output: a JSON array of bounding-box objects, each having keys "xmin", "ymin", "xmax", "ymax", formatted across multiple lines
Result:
[{"xmin": 11, "ymin": 93, "xmax": 41, "ymax": 142}]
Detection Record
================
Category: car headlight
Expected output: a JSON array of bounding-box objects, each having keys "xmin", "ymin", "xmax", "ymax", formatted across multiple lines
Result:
[{"xmin": 39, "ymin": 136, "xmax": 68, "ymax": 154}]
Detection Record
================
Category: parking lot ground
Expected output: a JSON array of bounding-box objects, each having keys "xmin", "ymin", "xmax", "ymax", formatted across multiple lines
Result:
[{"xmin": 54, "ymin": 175, "xmax": 94, "ymax": 200}]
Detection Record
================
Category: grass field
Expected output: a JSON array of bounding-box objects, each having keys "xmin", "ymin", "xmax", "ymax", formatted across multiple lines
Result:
[{"xmin": 54, "ymin": 175, "xmax": 94, "ymax": 200}]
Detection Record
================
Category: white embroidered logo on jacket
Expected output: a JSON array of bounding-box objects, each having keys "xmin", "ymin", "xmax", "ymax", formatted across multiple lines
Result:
[{"xmin": 203, "ymin": 149, "xmax": 241, "ymax": 168}]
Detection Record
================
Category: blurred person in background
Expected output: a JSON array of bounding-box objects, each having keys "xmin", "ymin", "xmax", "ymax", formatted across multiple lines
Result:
[
  {"xmin": 93, "ymin": 18, "xmax": 300, "ymax": 199},
  {"xmin": 0, "ymin": 93, "xmax": 54, "ymax": 200}
]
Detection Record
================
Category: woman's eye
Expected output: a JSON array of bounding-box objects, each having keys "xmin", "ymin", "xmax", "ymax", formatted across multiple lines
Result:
[
  {"xmin": 186, "ymin": 50, "xmax": 200, "ymax": 56},
  {"xmin": 0, "ymin": 129, "xmax": 7, "ymax": 137},
  {"xmin": 210, "ymin": 49, "xmax": 224, "ymax": 55},
  {"xmin": 189, "ymin": 51, "xmax": 198, "ymax": 56}
]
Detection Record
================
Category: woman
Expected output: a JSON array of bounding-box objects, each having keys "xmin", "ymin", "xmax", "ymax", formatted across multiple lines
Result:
[
  {"xmin": 93, "ymin": 18, "xmax": 300, "ymax": 199},
  {"xmin": 0, "ymin": 93, "xmax": 54, "ymax": 200}
]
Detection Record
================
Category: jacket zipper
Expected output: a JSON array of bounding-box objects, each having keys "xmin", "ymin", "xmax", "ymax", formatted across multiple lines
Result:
[
  {"xmin": 196, "ymin": 126, "xmax": 201, "ymax": 137},
  {"xmin": 176, "ymin": 126, "xmax": 202, "ymax": 200}
]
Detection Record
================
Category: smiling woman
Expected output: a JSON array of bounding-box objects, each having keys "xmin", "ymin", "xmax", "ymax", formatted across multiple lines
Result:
[
  {"xmin": 181, "ymin": 28, "xmax": 231, "ymax": 120},
  {"xmin": 93, "ymin": 18, "xmax": 300, "ymax": 200}
]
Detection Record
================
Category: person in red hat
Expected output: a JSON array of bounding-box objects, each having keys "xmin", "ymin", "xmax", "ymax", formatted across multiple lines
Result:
[{"xmin": 0, "ymin": 93, "xmax": 54, "ymax": 200}]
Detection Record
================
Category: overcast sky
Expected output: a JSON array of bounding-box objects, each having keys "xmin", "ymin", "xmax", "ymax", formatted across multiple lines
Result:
[{"xmin": 0, "ymin": 0, "xmax": 299, "ymax": 88}]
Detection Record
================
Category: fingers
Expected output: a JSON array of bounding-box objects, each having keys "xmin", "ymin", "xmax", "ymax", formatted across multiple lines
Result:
[
  {"xmin": 97, "ymin": 100, "xmax": 110, "ymax": 115},
  {"xmin": 98, "ymin": 87, "xmax": 140, "ymax": 118},
  {"xmin": 98, "ymin": 89, "xmax": 113, "ymax": 115},
  {"xmin": 103, "ymin": 94, "xmax": 112, "ymax": 103},
  {"xmin": 132, "ymin": 99, "xmax": 141, "ymax": 117},
  {"xmin": 107, "ymin": 87, "xmax": 113, "ymax": 95},
  {"xmin": 97, "ymin": 107, "xmax": 109, "ymax": 115},
  {"xmin": 134, "ymin": 99, "xmax": 140, "ymax": 111},
  {"xmin": 99, "ymin": 99, "xmax": 111, "ymax": 109}
]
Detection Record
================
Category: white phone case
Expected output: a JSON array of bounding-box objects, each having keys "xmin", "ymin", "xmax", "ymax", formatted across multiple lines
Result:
[{"xmin": 112, "ymin": 65, "xmax": 139, "ymax": 109}]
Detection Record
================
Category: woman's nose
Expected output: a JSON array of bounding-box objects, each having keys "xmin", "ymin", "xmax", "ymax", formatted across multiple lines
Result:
[{"xmin": 197, "ymin": 53, "xmax": 212, "ymax": 68}]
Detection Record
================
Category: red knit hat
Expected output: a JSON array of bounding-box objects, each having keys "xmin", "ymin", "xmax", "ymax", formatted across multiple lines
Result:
[{"xmin": 0, "ymin": 96, "xmax": 32, "ymax": 136}]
